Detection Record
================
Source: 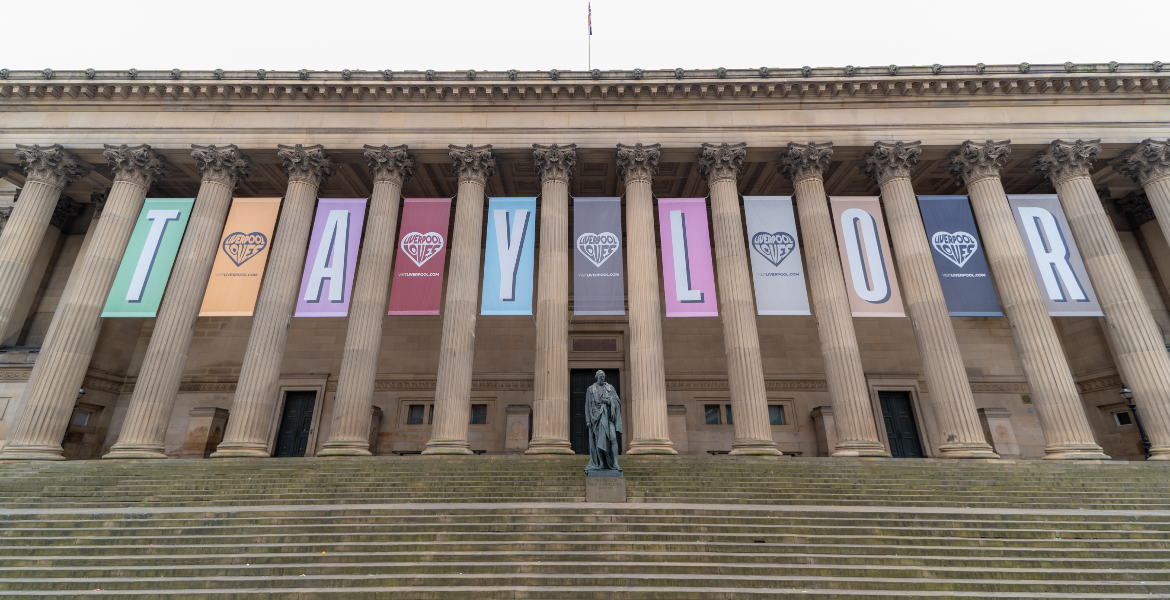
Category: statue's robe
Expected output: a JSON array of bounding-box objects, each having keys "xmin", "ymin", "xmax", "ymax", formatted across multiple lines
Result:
[{"xmin": 585, "ymin": 381, "xmax": 622, "ymax": 472}]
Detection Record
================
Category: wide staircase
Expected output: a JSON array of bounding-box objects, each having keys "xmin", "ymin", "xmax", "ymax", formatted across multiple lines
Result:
[{"xmin": 0, "ymin": 455, "xmax": 1168, "ymax": 598}]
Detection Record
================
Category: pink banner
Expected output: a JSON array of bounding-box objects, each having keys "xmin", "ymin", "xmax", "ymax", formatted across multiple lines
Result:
[
  {"xmin": 388, "ymin": 198, "xmax": 452, "ymax": 315},
  {"xmin": 294, "ymin": 198, "xmax": 367, "ymax": 317},
  {"xmin": 657, "ymin": 198, "xmax": 718, "ymax": 317}
]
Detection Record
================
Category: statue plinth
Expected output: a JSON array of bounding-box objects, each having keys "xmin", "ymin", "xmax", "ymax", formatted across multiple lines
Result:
[{"xmin": 585, "ymin": 470, "xmax": 626, "ymax": 502}]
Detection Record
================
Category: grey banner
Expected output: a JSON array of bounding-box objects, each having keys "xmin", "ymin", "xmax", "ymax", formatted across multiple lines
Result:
[
  {"xmin": 743, "ymin": 196, "xmax": 811, "ymax": 315},
  {"xmin": 917, "ymin": 195, "xmax": 1002, "ymax": 317},
  {"xmin": 573, "ymin": 197, "xmax": 625, "ymax": 315},
  {"xmin": 1008, "ymin": 194, "xmax": 1103, "ymax": 317}
]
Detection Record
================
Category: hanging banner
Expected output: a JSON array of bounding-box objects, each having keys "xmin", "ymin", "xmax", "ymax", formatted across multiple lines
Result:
[
  {"xmin": 658, "ymin": 198, "xmax": 718, "ymax": 317},
  {"xmin": 199, "ymin": 198, "xmax": 281, "ymax": 317},
  {"xmin": 743, "ymin": 196, "xmax": 810, "ymax": 316},
  {"xmin": 573, "ymin": 197, "xmax": 625, "ymax": 316},
  {"xmin": 829, "ymin": 196, "xmax": 905, "ymax": 317},
  {"xmin": 1008, "ymin": 194, "xmax": 1103, "ymax": 317},
  {"xmin": 100, "ymin": 198, "xmax": 194, "ymax": 318},
  {"xmin": 388, "ymin": 198, "xmax": 452, "ymax": 316},
  {"xmin": 917, "ymin": 196, "xmax": 1002, "ymax": 317},
  {"xmin": 481, "ymin": 197, "xmax": 536, "ymax": 316},
  {"xmin": 294, "ymin": 198, "xmax": 367, "ymax": 317}
]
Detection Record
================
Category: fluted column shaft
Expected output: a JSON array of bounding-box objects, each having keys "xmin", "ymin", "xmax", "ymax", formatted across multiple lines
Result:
[{"xmin": 527, "ymin": 176, "xmax": 572, "ymax": 454}]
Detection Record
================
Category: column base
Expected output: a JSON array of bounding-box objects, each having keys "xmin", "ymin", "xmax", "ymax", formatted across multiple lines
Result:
[
  {"xmin": 730, "ymin": 439, "xmax": 783, "ymax": 456},
  {"xmin": 208, "ymin": 441, "xmax": 271, "ymax": 458},
  {"xmin": 422, "ymin": 438, "xmax": 473, "ymax": 455},
  {"xmin": 1042, "ymin": 443, "xmax": 1110, "ymax": 460},
  {"xmin": 103, "ymin": 443, "xmax": 169, "ymax": 460},
  {"xmin": 627, "ymin": 438, "xmax": 677, "ymax": 455},
  {"xmin": 316, "ymin": 441, "xmax": 373, "ymax": 457},
  {"xmin": 1147, "ymin": 445, "xmax": 1170, "ymax": 460},
  {"xmin": 832, "ymin": 440, "xmax": 891, "ymax": 458},
  {"xmin": 937, "ymin": 442, "xmax": 1000, "ymax": 460},
  {"xmin": 0, "ymin": 443, "xmax": 65, "ymax": 461},
  {"xmin": 525, "ymin": 438, "xmax": 575, "ymax": 455}
]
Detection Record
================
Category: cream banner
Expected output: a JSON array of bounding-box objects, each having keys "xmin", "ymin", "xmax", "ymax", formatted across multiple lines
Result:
[{"xmin": 829, "ymin": 196, "xmax": 905, "ymax": 317}]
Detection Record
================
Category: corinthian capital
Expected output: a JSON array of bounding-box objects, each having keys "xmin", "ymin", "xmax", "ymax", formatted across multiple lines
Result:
[
  {"xmin": 50, "ymin": 196, "xmax": 82, "ymax": 230},
  {"xmin": 0, "ymin": 162, "xmax": 11, "ymax": 180},
  {"xmin": 532, "ymin": 143, "xmax": 577, "ymax": 184},
  {"xmin": 103, "ymin": 144, "xmax": 171, "ymax": 189},
  {"xmin": 1116, "ymin": 190, "xmax": 1155, "ymax": 227},
  {"xmin": 615, "ymin": 143, "xmax": 661, "ymax": 183},
  {"xmin": 698, "ymin": 142, "xmax": 747, "ymax": 183},
  {"xmin": 1114, "ymin": 139, "xmax": 1170, "ymax": 186},
  {"xmin": 861, "ymin": 141, "xmax": 922, "ymax": 185},
  {"xmin": 777, "ymin": 142, "xmax": 833, "ymax": 183},
  {"xmin": 448, "ymin": 144, "xmax": 495, "ymax": 186},
  {"xmin": 191, "ymin": 144, "xmax": 253, "ymax": 189},
  {"xmin": 363, "ymin": 144, "xmax": 414, "ymax": 186},
  {"xmin": 277, "ymin": 144, "xmax": 334, "ymax": 187},
  {"xmin": 1029, "ymin": 139, "xmax": 1101, "ymax": 185},
  {"xmin": 15, "ymin": 144, "xmax": 92, "ymax": 189},
  {"xmin": 943, "ymin": 140, "xmax": 1011, "ymax": 186}
]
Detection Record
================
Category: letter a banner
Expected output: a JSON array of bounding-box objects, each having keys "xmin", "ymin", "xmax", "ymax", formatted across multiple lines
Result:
[
  {"xmin": 1008, "ymin": 194, "xmax": 1103, "ymax": 317},
  {"xmin": 744, "ymin": 196, "xmax": 810, "ymax": 315},
  {"xmin": 388, "ymin": 198, "xmax": 452, "ymax": 315},
  {"xmin": 295, "ymin": 198, "xmax": 367, "ymax": 317},
  {"xmin": 658, "ymin": 198, "xmax": 718, "ymax": 317},
  {"xmin": 101, "ymin": 198, "xmax": 194, "ymax": 317},
  {"xmin": 829, "ymin": 196, "xmax": 905, "ymax": 317},
  {"xmin": 573, "ymin": 197, "xmax": 625, "ymax": 316},
  {"xmin": 481, "ymin": 197, "xmax": 536, "ymax": 315},
  {"xmin": 917, "ymin": 196, "xmax": 1002, "ymax": 317},
  {"xmin": 200, "ymin": 198, "xmax": 281, "ymax": 316}
]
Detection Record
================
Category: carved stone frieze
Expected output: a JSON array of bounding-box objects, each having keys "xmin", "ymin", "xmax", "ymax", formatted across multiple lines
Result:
[
  {"xmin": 1076, "ymin": 372, "xmax": 1123, "ymax": 394},
  {"xmin": 969, "ymin": 381, "xmax": 1030, "ymax": 393},
  {"xmin": 190, "ymin": 144, "xmax": 254, "ymax": 189},
  {"xmin": 363, "ymin": 144, "xmax": 415, "ymax": 185},
  {"xmin": 943, "ymin": 140, "xmax": 1011, "ymax": 186},
  {"xmin": 277, "ymin": 143, "xmax": 335, "ymax": 187},
  {"xmin": 14, "ymin": 144, "xmax": 92, "ymax": 189},
  {"xmin": 697, "ymin": 142, "xmax": 747, "ymax": 183},
  {"xmin": 103, "ymin": 144, "xmax": 171, "ymax": 188},
  {"xmin": 615, "ymin": 142, "xmax": 661, "ymax": 183},
  {"xmin": 1114, "ymin": 139, "xmax": 1170, "ymax": 186},
  {"xmin": 1115, "ymin": 191, "xmax": 1155, "ymax": 227},
  {"xmin": 860, "ymin": 141, "xmax": 922, "ymax": 184},
  {"xmin": 777, "ymin": 141, "xmax": 833, "ymax": 183},
  {"xmin": 532, "ymin": 143, "xmax": 577, "ymax": 183},
  {"xmin": 448, "ymin": 144, "xmax": 495, "ymax": 186},
  {"xmin": 50, "ymin": 196, "xmax": 82, "ymax": 230},
  {"xmin": 1029, "ymin": 139, "xmax": 1101, "ymax": 185},
  {"xmin": 0, "ymin": 369, "xmax": 32, "ymax": 380}
]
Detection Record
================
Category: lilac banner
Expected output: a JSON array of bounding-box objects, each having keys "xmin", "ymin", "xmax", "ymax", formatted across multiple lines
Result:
[
  {"xmin": 294, "ymin": 198, "xmax": 367, "ymax": 317},
  {"xmin": 657, "ymin": 198, "xmax": 718, "ymax": 317}
]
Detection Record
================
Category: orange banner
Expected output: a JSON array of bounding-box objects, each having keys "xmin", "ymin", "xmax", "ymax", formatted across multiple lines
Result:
[{"xmin": 199, "ymin": 198, "xmax": 281, "ymax": 316}]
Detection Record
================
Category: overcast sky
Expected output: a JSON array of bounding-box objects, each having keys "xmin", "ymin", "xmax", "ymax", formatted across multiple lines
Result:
[{"xmin": 6, "ymin": 0, "xmax": 1165, "ymax": 72}]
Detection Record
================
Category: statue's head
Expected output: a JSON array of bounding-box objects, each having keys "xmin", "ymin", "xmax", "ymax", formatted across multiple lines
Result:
[{"xmin": 594, "ymin": 370, "xmax": 606, "ymax": 384}]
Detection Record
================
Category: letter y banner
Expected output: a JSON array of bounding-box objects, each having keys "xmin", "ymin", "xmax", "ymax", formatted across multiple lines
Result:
[
  {"xmin": 101, "ymin": 198, "xmax": 194, "ymax": 318},
  {"xmin": 481, "ymin": 197, "xmax": 536, "ymax": 315}
]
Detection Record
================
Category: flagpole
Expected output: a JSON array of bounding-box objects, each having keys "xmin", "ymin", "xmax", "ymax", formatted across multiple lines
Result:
[{"xmin": 588, "ymin": 3, "xmax": 591, "ymax": 71}]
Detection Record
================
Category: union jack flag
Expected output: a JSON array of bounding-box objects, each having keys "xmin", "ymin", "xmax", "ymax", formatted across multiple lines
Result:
[{"xmin": 588, "ymin": 3, "xmax": 592, "ymax": 35}]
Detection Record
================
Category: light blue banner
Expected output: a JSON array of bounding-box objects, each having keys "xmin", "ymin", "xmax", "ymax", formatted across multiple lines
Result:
[{"xmin": 481, "ymin": 197, "xmax": 536, "ymax": 315}]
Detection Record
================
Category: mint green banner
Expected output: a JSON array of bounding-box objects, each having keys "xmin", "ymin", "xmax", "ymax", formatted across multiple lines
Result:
[{"xmin": 101, "ymin": 198, "xmax": 194, "ymax": 318}]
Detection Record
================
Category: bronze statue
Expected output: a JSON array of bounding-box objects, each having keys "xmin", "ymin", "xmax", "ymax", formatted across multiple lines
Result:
[{"xmin": 585, "ymin": 370, "xmax": 622, "ymax": 473}]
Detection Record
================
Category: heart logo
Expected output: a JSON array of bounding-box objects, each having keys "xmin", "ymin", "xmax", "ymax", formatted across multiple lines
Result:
[
  {"xmin": 221, "ymin": 232, "xmax": 268, "ymax": 267},
  {"xmin": 931, "ymin": 231, "xmax": 979, "ymax": 268},
  {"xmin": 401, "ymin": 231, "xmax": 445, "ymax": 267},
  {"xmin": 576, "ymin": 232, "xmax": 620, "ymax": 268},
  {"xmin": 751, "ymin": 231, "xmax": 796, "ymax": 267}
]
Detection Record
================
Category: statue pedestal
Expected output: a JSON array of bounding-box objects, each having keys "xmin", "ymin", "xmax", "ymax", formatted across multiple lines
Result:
[{"xmin": 585, "ymin": 470, "xmax": 626, "ymax": 503}]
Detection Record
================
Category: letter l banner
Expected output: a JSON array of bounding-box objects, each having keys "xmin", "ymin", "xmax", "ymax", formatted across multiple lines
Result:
[
  {"xmin": 1008, "ymin": 194, "xmax": 1103, "ymax": 317},
  {"xmin": 101, "ymin": 198, "xmax": 194, "ymax": 318},
  {"xmin": 481, "ymin": 197, "xmax": 536, "ymax": 315},
  {"xmin": 658, "ymin": 198, "xmax": 718, "ymax": 317},
  {"xmin": 295, "ymin": 198, "xmax": 367, "ymax": 317}
]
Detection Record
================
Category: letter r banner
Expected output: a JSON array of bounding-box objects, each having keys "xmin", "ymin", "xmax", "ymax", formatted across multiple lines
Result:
[
  {"xmin": 1008, "ymin": 194, "xmax": 1103, "ymax": 317},
  {"xmin": 101, "ymin": 198, "xmax": 194, "ymax": 318}
]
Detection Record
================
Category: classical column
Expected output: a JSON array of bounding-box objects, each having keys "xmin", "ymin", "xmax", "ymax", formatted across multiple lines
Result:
[
  {"xmin": 616, "ymin": 143, "xmax": 675, "ymax": 455},
  {"xmin": 424, "ymin": 144, "xmax": 496, "ymax": 455},
  {"xmin": 861, "ymin": 141, "xmax": 998, "ymax": 459},
  {"xmin": 778, "ymin": 142, "xmax": 888, "ymax": 457},
  {"xmin": 1034, "ymin": 139, "xmax": 1170, "ymax": 460},
  {"xmin": 1117, "ymin": 139, "xmax": 1170, "ymax": 264},
  {"xmin": 318, "ymin": 144, "xmax": 414, "ymax": 457},
  {"xmin": 104, "ymin": 144, "xmax": 253, "ymax": 459},
  {"xmin": 0, "ymin": 144, "xmax": 169, "ymax": 461},
  {"xmin": 211, "ymin": 144, "xmax": 334, "ymax": 458},
  {"xmin": 943, "ymin": 140, "xmax": 1107, "ymax": 459},
  {"xmin": 699, "ymin": 142, "xmax": 780, "ymax": 456},
  {"xmin": 526, "ymin": 143, "xmax": 576, "ymax": 455},
  {"xmin": 0, "ymin": 145, "xmax": 91, "ymax": 340}
]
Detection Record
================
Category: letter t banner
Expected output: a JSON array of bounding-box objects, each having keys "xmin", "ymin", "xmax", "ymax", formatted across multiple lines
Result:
[
  {"xmin": 101, "ymin": 198, "xmax": 194, "ymax": 318},
  {"xmin": 658, "ymin": 198, "xmax": 718, "ymax": 317},
  {"xmin": 1008, "ymin": 194, "xmax": 1103, "ymax": 317},
  {"xmin": 295, "ymin": 198, "xmax": 367, "ymax": 317},
  {"xmin": 481, "ymin": 197, "xmax": 537, "ymax": 315}
]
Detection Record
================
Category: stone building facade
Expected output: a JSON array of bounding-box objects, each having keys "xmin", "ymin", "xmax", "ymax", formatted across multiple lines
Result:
[{"xmin": 0, "ymin": 63, "xmax": 1167, "ymax": 462}]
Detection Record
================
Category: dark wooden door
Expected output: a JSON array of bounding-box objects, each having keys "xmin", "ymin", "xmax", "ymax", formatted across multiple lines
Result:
[
  {"xmin": 274, "ymin": 391, "xmax": 317, "ymax": 457},
  {"xmin": 879, "ymin": 391, "xmax": 923, "ymax": 458},
  {"xmin": 569, "ymin": 369, "xmax": 621, "ymax": 455}
]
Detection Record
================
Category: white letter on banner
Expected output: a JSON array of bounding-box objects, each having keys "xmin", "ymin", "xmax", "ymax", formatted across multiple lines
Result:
[
  {"xmin": 841, "ymin": 208, "xmax": 890, "ymax": 303},
  {"xmin": 494, "ymin": 209, "xmax": 530, "ymax": 301},
  {"xmin": 305, "ymin": 210, "xmax": 350, "ymax": 303},
  {"xmin": 1018, "ymin": 206, "xmax": 1087, "ymax": 302},
  {"xmin": 126, "ymin": 209, "xmax": 182, "ymax": 303},
  {"xmin": 669, "ymin": 210, "xmax": 704, "ymax": 303}
]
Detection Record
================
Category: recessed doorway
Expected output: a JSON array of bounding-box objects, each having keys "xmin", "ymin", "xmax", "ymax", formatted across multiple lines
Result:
[
  {"xmin": 879, "ymin": 391, "xmax": 924, "ymax": 458},
  {"xmin": 569, "ymin": 369, "xmax": 621, "ymax": 455},
  {"xmin": 274, "ymin": 391, "xmax": 317, "ymax": 457}
]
